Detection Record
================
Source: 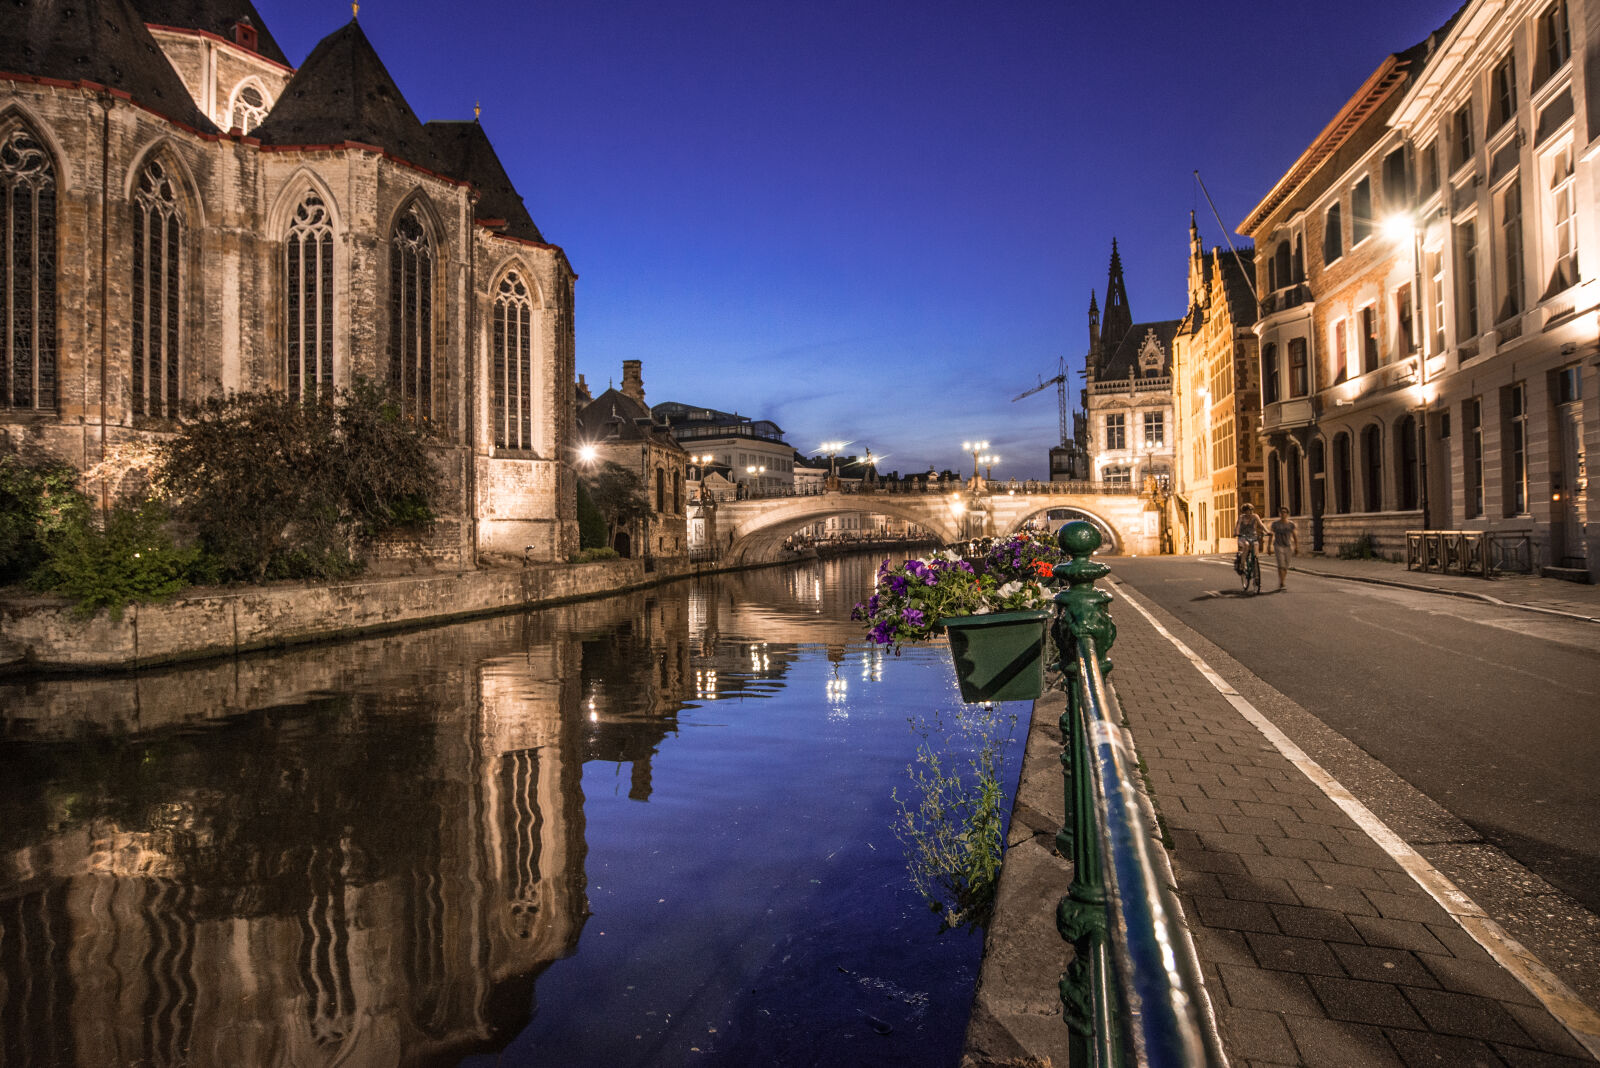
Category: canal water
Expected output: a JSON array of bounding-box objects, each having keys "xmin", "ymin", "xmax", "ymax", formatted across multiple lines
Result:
[{"xmin": 0, "ymin": 555, "xmax": 1031, "ymax": 1068}]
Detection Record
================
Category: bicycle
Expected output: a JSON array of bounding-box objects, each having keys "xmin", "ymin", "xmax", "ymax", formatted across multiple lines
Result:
[{"xmin": 1238, "ymin": 541, "xmax": 1261, "ymax": 595}]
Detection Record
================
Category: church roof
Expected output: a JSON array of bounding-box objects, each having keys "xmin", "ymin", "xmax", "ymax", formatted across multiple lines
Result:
[
  {"xmin": 1099, "ymin": 319, "xmax": 1180, "ymax": 381},
  {"xmin": 130, "ymin": 0, "xmax": 289, "ymax": 66},
  {"xmin": 427, "ymin": 120, "xmax": 546, "ymax": 244},
  {"xmin": 578, "ymin": 388, "xmax": 682, "ymax": 450},
  {"xmin": 252, "ymin": 19, "xmax": 444, "ymax": 172},
  {"xmin": 0, "ymin": 0, "xmax": 219, "ymax": 133}
]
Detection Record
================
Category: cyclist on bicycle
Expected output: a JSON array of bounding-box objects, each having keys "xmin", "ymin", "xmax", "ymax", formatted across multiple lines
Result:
[{"xmin": 1234, "ymin": 503, "xmax": 1267, "ymax": 574}]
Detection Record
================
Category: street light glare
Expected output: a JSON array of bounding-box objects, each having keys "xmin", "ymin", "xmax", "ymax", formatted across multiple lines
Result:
[
  {"xmin": 578, "ymin": 444, "xmax": 597, "ymax": 463},
  {"xmin": 1381, "ymin": 212, "xmax": 1416, "ymax": 242}
]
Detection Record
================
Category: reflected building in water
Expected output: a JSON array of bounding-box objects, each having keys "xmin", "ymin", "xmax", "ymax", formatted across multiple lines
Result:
[
  {"xmin": 0, "ymin": 560, "xmax": 882, "ymax": 1065},
  {"xmin": 0, "ymin": 593, "xmax": 696, "ymax": 1067}
]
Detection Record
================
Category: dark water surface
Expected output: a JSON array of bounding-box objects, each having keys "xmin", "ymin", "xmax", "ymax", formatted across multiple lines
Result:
[{"xmin": 0, "ymin": 556, "xmax": 1027, "ymax": 1068}]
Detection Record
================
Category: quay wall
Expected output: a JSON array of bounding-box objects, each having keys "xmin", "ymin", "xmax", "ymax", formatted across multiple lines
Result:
[{"xmin": 0, "ymin": 557, "xmax": 707, "ymax": 673}]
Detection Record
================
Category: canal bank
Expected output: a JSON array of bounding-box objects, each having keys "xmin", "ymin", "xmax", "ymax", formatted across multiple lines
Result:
[{"xmin": 0, "ymin": 554, "xmax": 782, "ymax": 673}]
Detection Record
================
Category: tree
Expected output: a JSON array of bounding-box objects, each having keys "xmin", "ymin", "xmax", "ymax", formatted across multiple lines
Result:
[
  {"xmin": 581, "ymin": 460, "xmax": 650, "ymax": 553},
  {"xmin": 157, "ymin": 384, "xmax": 435, "ymax": 583}
]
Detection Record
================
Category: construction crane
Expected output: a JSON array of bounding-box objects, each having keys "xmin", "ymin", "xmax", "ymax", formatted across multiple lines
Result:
[{"xmin": 1012, "ymin": 356, "xmax": 1070, "ymax": 446}]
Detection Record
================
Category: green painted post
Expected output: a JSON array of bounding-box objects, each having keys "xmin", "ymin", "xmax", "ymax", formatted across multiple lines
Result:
[{"xmin": 1051, "ymin": 520, "xmax": 1121, "ymax": 1068}]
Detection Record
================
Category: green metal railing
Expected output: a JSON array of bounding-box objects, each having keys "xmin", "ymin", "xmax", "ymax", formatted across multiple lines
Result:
[{"xmin": 1051, "ymin": 520, "xmax": 1229, "ymax": 1068}]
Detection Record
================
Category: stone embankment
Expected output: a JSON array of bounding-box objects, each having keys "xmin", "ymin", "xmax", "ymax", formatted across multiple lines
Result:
[{"xmin": 0, "ymin": 557, "xmax": 713, "ymax": 673}]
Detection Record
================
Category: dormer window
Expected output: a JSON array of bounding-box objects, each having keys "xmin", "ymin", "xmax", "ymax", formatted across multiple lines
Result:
[{"xmin": 232, "ymin": 19, "xmax": 258, "ymax": 52}]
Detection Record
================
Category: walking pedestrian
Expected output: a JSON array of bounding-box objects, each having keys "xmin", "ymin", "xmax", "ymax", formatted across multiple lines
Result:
[{"xmin": 1269, "ymin": 508, "xmax": 1299, "ymax": 590}]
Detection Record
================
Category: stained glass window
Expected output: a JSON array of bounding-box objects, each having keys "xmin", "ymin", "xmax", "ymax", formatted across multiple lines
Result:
[
  {"xmin": 286, "ymin": 192, "xmax": 334, "ymax": 401},
  {"xmin": 388, "ymin": 202, "xmax": 433, "ymax": 423},
  {"xmin": 1, "ymin": 129, "xmax": 56, "ymax": 410},
  {"xmin": 493, "ymin": 272, "xmax": 533, "ymax": 449},
  {"xmin": 132, "ymin": 159, "xmax": 183, "ymax": 418}
]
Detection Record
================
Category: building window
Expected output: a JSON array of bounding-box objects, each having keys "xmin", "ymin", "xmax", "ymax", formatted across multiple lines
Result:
[
  {"xmin": 1142, "ymin": 410, "xmax": 1164, "ymax": 447},
  {"xmin": 1496, "ymin": 178, "xmax": 1524, "ymax": 323},
  {"xmin": 1323, "ymin": 203, "xmax": 1343, "ymax": 264},
  {"xmin": 230, "ymin": 83, "xmax": 270, "ymax": 134},
  {"xmin": 285, "ymin": 191, "xmax": 334, "ymax": 402},
  {"xmin": 1419, "ymin": 142, "xmax": 1440, "ymax": 197},
  {"xmin": 1360, "ymin": 306, "xmax": 1379, "ymax": 374},
  {"xmin": 1395, "ymin": 283, "xmax": 1415, "ymax": 356},
  {"xmin": 1102, "ymin": 465, "xmax": 1131, "ymax": 486},
  {"xmin": 1351, "ymin": 176, "xmax": 1372, "ymax": 244},
  {"xmin": 1287, "ymin": 444, "xmax": 1303, "ymax": 516},
  {"xmin": 1333, "ymin": 318, "xmax": 1351, "ymax": 382},
  {"xmin": 1489, "ymin": 52, "xmax": 1518, "ymax": 134},
  {"xmin": 1456, "ymin": 219, "xmax": 1480, "ymax": 339},
  {"xmin": 1, "ymin": 128, "xmax": 56, "ymax": 411},
  {"xmin": 492, "ymin": 272, "xmax": 534, "ymax": 450},
  {"xmin": 1383, "ymin": 146, "xmax": 1410, "ymax": 208},
  {"xmin": 1262, "ymin": 342, "xmax": 1279, "ymax": 403},
  {"xmin": 1429, "ymin": 252, "xmax": 1446, "ymax": 353},
  {"xmin": 655, "ymin": 467, "xmax": 665, "ymax": 512},
  {"xmin": 1362, "ymin": 424, "xmax": 1383, "ymax": 512},
  {"xmin": 1452, "ymin": 103, "xmax": 1474, "ymax": 170},
  {"xmin": 1536, "ymin": 0, "xmax": 1572, "ymax": 86},
  {"xmin": 1544, "ymin": 144, "xmax": 1577, "ymax": 296},
  {"xmin": 131, "ymin": 159, "xmax": 182, "ymax": 419},
  {"xmin": 1505, "ymin": 383, "xmax": 1527, "ymax": 514},
  {"xmin": 1267, "ymin": 452, "xmax": 1282, "ymax": 515},
  {"xmin": 1465, "ymin": 398, "xmax": 1484, "ymax": 517},
  {"xmin": 388, "ymin": 201, "xmax": 433, "ymax": 423},
  {"xmin": 1272, "ymin": 240, "xmax": 1291, "ymax": 291},
  {"xmin": 1398, "ymin": 413, "xmax": 1419, "ymax": 510},
  {"xmin": 1288, "ymin": 338, "xmax": 1308, "ymax": 397},
  {"xmin": 1104, "ymin": 412, "xmax": 1126, "ymax": 450},
  {"xmin": 1333, "ymin": 432, "xmax": 1352, "ymax": 514}
]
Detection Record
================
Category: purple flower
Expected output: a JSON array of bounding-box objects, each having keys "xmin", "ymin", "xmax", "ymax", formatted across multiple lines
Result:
[
  {"xmin": 870, "ymin": 620, "xmax": 897, "ymax": 644},
  {"xmin": 887, "ymin": 575, "xmax": 908, "ymax": 596},
  {"xmin": 902, "ymin": 608, "xmax": 925, "ymax": 626}
]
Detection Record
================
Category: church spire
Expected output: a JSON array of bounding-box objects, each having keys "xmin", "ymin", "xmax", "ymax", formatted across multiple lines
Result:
[{"xmin": 1100, "ymin": 239, "xmax": 1133, "ymax": 358}]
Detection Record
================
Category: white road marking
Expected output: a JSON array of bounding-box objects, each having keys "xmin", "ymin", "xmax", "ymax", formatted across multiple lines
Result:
[{"xmin": 1114, "ymin": 581, "xmax": 1600, "ymax": 1060}]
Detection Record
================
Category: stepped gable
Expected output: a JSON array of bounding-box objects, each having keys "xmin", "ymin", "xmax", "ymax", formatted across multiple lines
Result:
[
  {"xmin": 428, "ymin": 119, "xmax": 546, "ymax": 244},
  {"xmin": 0, "ymin": 0, "xmax": 219, "ymax": 133},
  {"xmin": 252, "ymin": 18, "xmax": 444, "ymax": 172},
  {"xmin": 129, "ymin": 0, "xmax": 290, "ymax": 66}
]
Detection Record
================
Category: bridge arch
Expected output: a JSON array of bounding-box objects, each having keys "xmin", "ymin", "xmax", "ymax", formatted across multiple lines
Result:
[
  {"xmin": 994, "ymin": 504, "xmax": 1122, "ymax": 554},
  {"xmin": 717, "ymin": 494, "xmax": 960, "ymax": 565}
]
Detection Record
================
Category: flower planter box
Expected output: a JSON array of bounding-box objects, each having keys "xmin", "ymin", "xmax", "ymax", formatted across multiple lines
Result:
[{"xmin": 937, "ymin": 609, "xmax": 1052, "ymax": 703}]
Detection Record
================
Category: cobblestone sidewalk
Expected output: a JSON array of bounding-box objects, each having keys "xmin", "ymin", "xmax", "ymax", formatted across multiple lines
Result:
[{"xmin": 1109, "ymin": 586, "xmax": 1598, "ymax": 1067}]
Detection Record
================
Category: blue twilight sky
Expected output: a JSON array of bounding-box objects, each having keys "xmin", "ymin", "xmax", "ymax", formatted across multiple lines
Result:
[{"xmin": 261, "ymin": 0, "xmax": 1462, "ymax": 481}]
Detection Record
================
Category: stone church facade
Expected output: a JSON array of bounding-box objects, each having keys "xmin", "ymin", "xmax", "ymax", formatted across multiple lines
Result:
[{"xmin": 0, "ymin": 0, "xmax": 578, "ymax": 566}]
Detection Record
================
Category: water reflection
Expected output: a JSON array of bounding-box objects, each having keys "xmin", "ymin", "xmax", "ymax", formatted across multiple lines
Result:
[{"xmin": 1, "ymin": 553, "xmax": 979, "ymax": 1067}]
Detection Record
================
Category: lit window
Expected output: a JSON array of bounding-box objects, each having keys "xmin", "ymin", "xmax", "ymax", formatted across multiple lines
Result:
[
  {"xmin": 285, "ymin": 191, "xmax": 334, "ymax": 401},
  {"xmin": 388, "ymin": 201, "xmax": 433, "ymax": 422},
  {"xmin": 132, "ymin": 159, "xmax": 183, "ymax": 418},
  {"xmin": 493, "ymin": 272, "xmax": 534, "ymax": 450}
]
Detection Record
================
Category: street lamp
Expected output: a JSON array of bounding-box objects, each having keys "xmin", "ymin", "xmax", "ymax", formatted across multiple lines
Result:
[
  {"xmin": 577, "ymin": 444, "xmax": 598, "ymax": 465},
  {"xmin": 745, "ymin": 464, "xmax": 766, "ymax": 495},
  {"xmin": 688, "ymin": 453, "xmax": 714, "ymax": 480},
  {"xmin": 819, "ymin": 440, "xmax": 852, "ymax": 480},
  {"xmin": 962, "ymin": 440, "xmax": 989, "ymax": 481},
  {"xmin": 980, "ymin": 453, "xmax": 999, "ymax": 481}
]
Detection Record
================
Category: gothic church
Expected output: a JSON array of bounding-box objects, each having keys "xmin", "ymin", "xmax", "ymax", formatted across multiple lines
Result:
[{"xmin": 0, "ymin": 0, "xmax": 578, "ymax": 564}]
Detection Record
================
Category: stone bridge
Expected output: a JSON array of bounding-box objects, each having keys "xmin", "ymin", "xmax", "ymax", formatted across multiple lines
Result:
[{"xmin": 708, "ymin": 484, "xmax": 1160, "ymax": 565}]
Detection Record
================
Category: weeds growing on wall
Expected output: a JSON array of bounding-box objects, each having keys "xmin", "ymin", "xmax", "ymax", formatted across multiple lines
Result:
[
  {"xmin": 157, "ymin": 382, "xmax": 435, "ymax": 583},
  {"xmin": 892, "ymin": 702, "xmax": 1019, "ymax": 932},
  {"xmin": 31, "ymin": 498, "xmax": 202, "ymax": 619},
  {"xmin": 1337, "ymin": 532, "xmax": 1380, "ymax": 559}
]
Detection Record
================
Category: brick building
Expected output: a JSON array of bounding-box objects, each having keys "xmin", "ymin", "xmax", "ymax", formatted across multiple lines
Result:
[
  {"xmin": 1172, "ymin": 215, "xmax": 1261, "ymax": 553},
  {"xmin": 1241, "ymin": 0, "xmax": 1598, "ymax": 578},
  {"xmin": 0, "ymin": 0, "xmax": 579, "ymax": 566}
]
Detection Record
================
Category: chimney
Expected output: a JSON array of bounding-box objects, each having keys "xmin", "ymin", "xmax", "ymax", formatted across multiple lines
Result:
[
  {"xmin": 574, "ymin": 373, "xmax": 592, "ymax": 405},
  {"xmin": 621, "ymin": 360, "xmax": 646, "ymax": 406}
]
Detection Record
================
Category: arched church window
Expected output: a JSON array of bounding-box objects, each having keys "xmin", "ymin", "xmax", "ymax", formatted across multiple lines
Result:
[
  {"xmin": 286, "ymin": 192, "xmax": 334, "ymax": 402},
  {"xmin": 230, "ymin": 84, "xmax": 269, "ymax": 135},
  {"xmin": 1, "ymin": 129, "xmax": 57, "ymax": 410},
  {"xmin": 492, "ymin": 271, "xmax": 533, "ymax": 449},
  {"xmin": 388, "ymin": 201, "xmax": 433, "ymax": 423},
  {"xmin": 132, "ymin": 159, "xmax": 183, "ymax": 418}
]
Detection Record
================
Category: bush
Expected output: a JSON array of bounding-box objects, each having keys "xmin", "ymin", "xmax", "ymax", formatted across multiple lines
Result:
[
  {"xmin": 31, "ymin": 498, "xmax": 202, "ymax": 619},
  {"xmin": 570, "ymin": 547, "xmax": 619, "ymax": 563},
  {"xmin": 157, "ymin": 383, "xmax": 435, "ymax": 583},
  {"xmin": 1337, "ymin": 532, "xmax": 1379, "ymax": 560},
  {"xmin": 0, "ymin": 452, "xmax": 89, "ymax": 585},
  {"xmin": 575, "ymin": 477, "xmax": 608, "ymax": 550}
]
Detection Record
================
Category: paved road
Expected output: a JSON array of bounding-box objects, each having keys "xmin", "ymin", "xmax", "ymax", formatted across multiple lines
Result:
[{"xmin": 1110, "ymin": 555, "xmax": 1600, "ymax": 916}]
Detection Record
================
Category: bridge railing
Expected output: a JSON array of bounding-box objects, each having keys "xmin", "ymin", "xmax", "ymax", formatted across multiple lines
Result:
[
  {"xmin": 695, "ymin": 479, "xmax": 1142, "ymax": 503},
  {"xmin": 1052, "ymin": 521, "xmax": 1227, "ymax": 1068}
]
